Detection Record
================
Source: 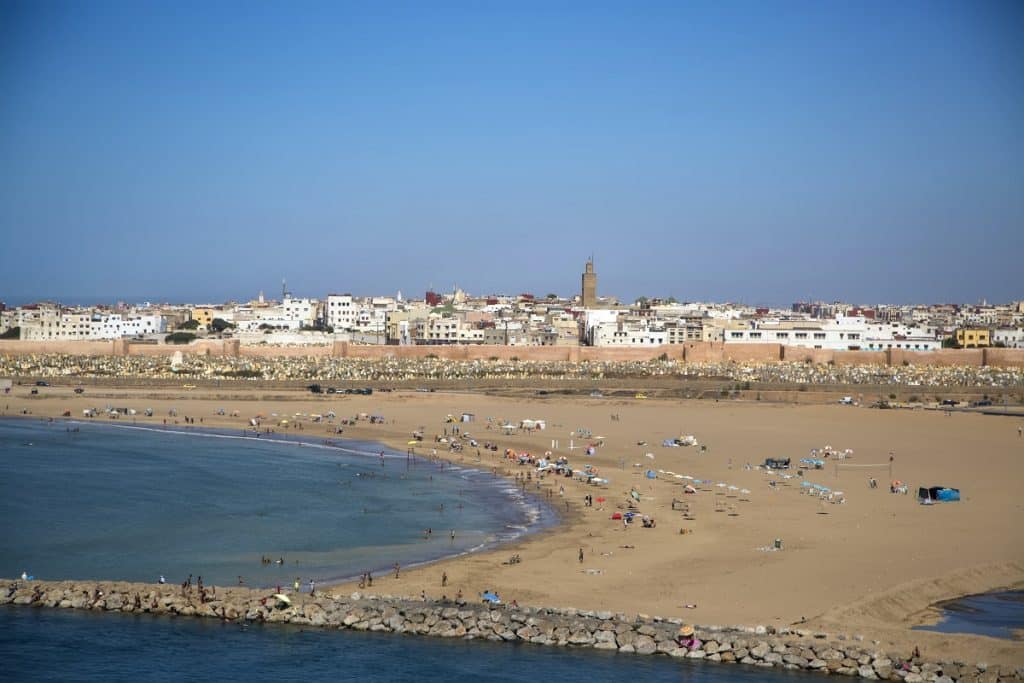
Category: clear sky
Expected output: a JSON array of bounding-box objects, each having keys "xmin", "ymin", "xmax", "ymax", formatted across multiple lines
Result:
[{"xmin": 1, "ymin": 1, "xmax": 1021, "ymax": 307}]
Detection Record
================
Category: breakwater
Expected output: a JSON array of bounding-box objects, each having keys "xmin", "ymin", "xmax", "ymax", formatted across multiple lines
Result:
[{"xmin": 3, "ymin": 580, "xmax": 1019, "ymax": 682}]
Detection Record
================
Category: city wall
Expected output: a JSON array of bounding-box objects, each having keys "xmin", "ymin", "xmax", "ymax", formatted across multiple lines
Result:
[{"xmin": 1, "ymin": 339, "xmax": 1023, "ymax": 368}]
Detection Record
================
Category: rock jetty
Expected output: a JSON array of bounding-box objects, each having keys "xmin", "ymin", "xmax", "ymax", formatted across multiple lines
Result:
[{"xmin": 3, "ymin": 579, "xmax": 1020, "ymax": 682}]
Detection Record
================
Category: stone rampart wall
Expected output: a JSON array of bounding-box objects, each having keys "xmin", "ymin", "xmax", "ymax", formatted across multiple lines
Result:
[{"xmin": 1, "ymin": 339, "xmax": 1022, "ymax": 368}]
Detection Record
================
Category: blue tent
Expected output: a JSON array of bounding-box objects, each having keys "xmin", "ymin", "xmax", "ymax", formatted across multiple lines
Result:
[
  {"xmin": 645, "ymin": 470, "xmax": 657, "ymax": 479},
  {"xmin": 918, "ymin": 486, "xmax": 961, "ymax": 503}
]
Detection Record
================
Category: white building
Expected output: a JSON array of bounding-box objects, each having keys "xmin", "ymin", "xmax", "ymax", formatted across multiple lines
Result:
[
  {"xmin": 325, "ymin": 294, "xmax": 357, "ymax": 331},
  {"xmin": 281, "ymin": 297, "xmax": 318, "ymax": 326},
  {"xmin": 724, "ymin": 315, "xmax": 940, "ymax": 351},
  {"xmin": 18, "ymin": 308, "xmax": 166, "ymax": 340},
  {"xmin": 992, "ymin": 328, "xmax": 1024, "ymax": 349}
]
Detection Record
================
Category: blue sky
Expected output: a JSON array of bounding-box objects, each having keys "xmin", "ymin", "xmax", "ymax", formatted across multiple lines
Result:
[{"xmin": 1, "ymin": 1, "xmax": 1021, "ymax": 306}]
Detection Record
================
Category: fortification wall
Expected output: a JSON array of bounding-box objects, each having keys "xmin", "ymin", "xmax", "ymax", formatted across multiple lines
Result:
[
  {"xmin": 983, "ymin": 348, "xmax": 1024, "ymax": 368},
  {"xmin": 0, "ymin": 339, "xmax": 1021, "ymax": 367},
  {"xmin": 682, "ymin": 342, "xmax": 725, "ymax": 363},
  {"xmin": 890, "ymin": 349, "xmax": 980, "ymax": 367},
  {"xmin": 0, "ymin": 340, "xmax": 115, "ymax": 356},
  {"xmin": 722, "ymin": 344, "xmax": 783, "ymax": 363}
]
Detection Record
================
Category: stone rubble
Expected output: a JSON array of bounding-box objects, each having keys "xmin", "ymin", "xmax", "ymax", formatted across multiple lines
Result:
[{"xmin": 3, "ymin": 580, "xmax": 1020, "ymax": 682}]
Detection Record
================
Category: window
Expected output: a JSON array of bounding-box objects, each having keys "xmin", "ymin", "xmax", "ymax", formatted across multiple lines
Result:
[
  {"xmin": 776, "ymin": 332, "xmax": 788, "ymax": 339},
  {"xmin": 749, "ymin": 332, "xmax": 761, "ymax": 339},
  {"xmin": 730, "ymin": 332, "xmax": 743, "ymax": 339},
  {"xmin": 795, "ymin": 333, "xmax": 807, "ymax": 339},
  {"xmin": 813, "ymin": 333, "xmax": 826, "ymax": 339}
]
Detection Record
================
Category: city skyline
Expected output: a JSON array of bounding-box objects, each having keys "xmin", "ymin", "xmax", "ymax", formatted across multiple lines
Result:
[{"xmin": 2, "ymin": 2, "xmax": 1022, "ymax": 305}]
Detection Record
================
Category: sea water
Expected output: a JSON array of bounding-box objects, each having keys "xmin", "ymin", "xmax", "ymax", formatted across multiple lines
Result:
[
  {"xmin": 0, "ymin": 418, "xmax": 549, "ymax": 588},
  {"xmin": 0, "ymin": 607, "xmax": 811, "ymax": 682},
  {"xmin": 914, "ymin": 590, "xmax": 1024, "ymax": 640}
]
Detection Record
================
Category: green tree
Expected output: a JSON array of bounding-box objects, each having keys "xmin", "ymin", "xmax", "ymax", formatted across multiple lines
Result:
[
  {"xmin": 210, "ymin": 318, "xmax": 235, "ymax": 333},
  {"xmin": 165, "ymin": 332, "xmax": 197, "ymax": 344},
  {"xmin": 179, "ymin": 319, "xmax": 200, "ymax": 330},
  {"xmin": 0, "ymin": 326, "xmax": 20, "ymax": 339}
]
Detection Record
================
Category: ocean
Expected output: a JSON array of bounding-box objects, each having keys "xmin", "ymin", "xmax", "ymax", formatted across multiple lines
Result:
[
  {"xmin": 0, "ymin": 607, "xmax": 811, "ymax": 682},
  {"xmin": 914, "ymin": 590, "xmax": 1024, "ymax": 640},
  {"xmin": 0, "ymin": 418, "xmax": 549, "ymax": 587}
]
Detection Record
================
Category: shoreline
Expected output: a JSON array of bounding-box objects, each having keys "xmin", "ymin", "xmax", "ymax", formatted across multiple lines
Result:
[
  {"xmin": 0, "ymin": 414, "xmax": 562, "ymax": 591},
  {"xmin": 5, "ymin": 578, "xmax": 1017, "ymax": 681},
  {"xmin": 2, "ymin": 385, "xmax": 1022, "ymax": 668}
]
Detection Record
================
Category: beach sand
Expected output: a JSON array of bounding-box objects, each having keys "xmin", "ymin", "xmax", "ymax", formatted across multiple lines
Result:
[{"xmin": 4, "ymin": 384, "xmax": 1023, "ymax": 665}]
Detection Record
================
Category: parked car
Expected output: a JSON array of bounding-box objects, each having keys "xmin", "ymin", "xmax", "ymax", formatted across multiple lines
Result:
[
  {"xmin": 74, "ymin": 387, "xmax": 84, "ymax": 394},
  {"xmin": 940, "ymin": 399, "xmax": 960, "ymax": 406},
  {"xmin": 35, "ymin": 380, "xmax": 49, "ymax": 387}
]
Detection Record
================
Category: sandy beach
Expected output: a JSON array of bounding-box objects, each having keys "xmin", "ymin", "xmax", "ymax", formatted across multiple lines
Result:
[{"xmin": 4, "ymin": 383, "xmax": 1023, "ymax": 666}]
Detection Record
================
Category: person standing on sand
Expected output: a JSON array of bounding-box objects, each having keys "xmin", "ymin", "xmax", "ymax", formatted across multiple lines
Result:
[{"xmin": 578, "ymin": 547, "xmax": 584, "ymax": 563}]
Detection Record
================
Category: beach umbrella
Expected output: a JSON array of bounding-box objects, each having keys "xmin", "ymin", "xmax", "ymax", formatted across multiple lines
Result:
[
  {"xmin": 407, "ymin": 440, "xmax": 418, "ymax": 445},
  {"xmin": 273, "ymin": 594, "xmax": 291, "ymax": 605},
  {"xmin": 596, "ymin": 497, "xmax": 605, "ymax": 503},
  {"xmin": 482, "ymin": 592, "xmax": 500, "ymax": 604}
]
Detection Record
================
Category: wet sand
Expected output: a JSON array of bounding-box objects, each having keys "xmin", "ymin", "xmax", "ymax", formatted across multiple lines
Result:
[{"xmin": 4, "ymin": 384, "xmax": 1023, "ymax": 665}]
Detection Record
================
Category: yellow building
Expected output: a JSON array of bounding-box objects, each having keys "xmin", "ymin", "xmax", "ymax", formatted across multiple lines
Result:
[
  {"xmin": 190, "ymin": 307, "xmax": 217, "ymax": 328},
  {"xmin": 955, "ymin": 328, "xmax": 990, "ymax": 348}
]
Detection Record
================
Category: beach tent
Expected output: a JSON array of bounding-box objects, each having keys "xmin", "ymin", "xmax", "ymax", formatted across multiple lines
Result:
[
  {"xmin": 645, "ymin": 470, "xmax": 657, "ymax": 479},
  {"xmin": 918, "ymin": 486, "xmax": 961, "ymax": 503}
]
